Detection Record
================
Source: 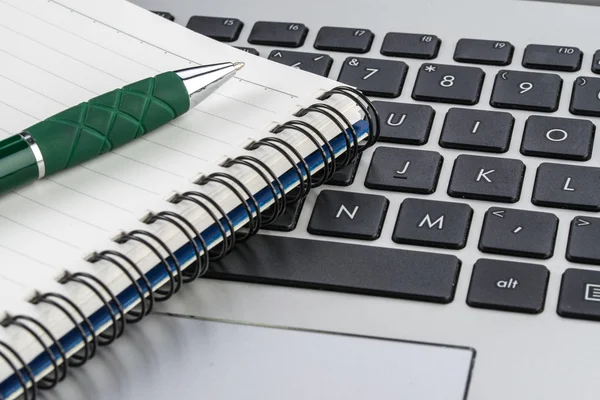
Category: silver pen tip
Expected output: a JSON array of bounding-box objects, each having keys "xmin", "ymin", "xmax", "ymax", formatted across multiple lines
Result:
[{"xmin": 233, "ymin": 61, "xmax": 245, "ymax": 71}]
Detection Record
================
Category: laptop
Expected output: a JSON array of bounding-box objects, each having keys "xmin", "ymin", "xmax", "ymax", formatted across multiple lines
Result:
[{"xmin": 70, "ymin": 0, "xmax": 600, "ymax": 398}]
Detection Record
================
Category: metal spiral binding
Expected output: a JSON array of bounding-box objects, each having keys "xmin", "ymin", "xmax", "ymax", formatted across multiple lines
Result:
[
  {"xmin": 3, "ymin": 314, "xmax": 68, "ymax": 390},
  {"xmin": 172, "ymin": 191, "xmax": 236, "ymax": 257},
  {"xmin": 32, "ymin": 292, "xmax": 98, "ymax": 366},
  {"xmin": 115, "ymin": 230, "xmax": 183, "ymax": 301},
  {"xmin": 0, "ymin": 86, "xmax": 379, "ymax": 398},
  {"xmin": 59, "ymin": 272, "xmax": 126, "ymax": 346},
  {"xmin": 88, "ymin": 251, "xmax": 154, "ymax": 320}
]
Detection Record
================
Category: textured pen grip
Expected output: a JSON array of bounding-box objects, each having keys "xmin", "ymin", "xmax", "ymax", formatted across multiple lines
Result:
[{"xmin": 25, "ymin": 71, "xmax": 190, "ymax": 176}]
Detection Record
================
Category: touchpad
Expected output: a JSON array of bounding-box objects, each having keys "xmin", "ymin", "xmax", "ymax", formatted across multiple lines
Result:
[{"xmin": 44, "ymin": 315, "xmax": 475, "ymax": 400}]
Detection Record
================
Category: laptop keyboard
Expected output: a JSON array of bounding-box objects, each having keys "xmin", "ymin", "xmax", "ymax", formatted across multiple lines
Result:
[{"xmin": 155, "ymin": 11, "xmax": 600, "ymax": 322}]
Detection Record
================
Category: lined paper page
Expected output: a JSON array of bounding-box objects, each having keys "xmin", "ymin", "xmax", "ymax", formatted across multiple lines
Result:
[
  {"xmin": 0, "ymin": 0, "xmax": 341, "ymax": 298},
  {"xmin": 0, "ymin": 0, "xmax": 359, "ymax": 384}
]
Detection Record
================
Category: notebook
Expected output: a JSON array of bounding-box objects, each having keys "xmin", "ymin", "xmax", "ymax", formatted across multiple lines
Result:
[{"xmin": 0, "ymin": 0, "xmax": 377, "ymax": 398}]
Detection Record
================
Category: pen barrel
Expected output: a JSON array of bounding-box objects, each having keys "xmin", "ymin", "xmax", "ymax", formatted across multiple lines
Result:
[
  {"xmin": 0, "ymin": 135, "xmax": 39, "ymax": 193},
  {"xmin": 24, "ymin": 71, "xmax": 190, "ymax": 177}
]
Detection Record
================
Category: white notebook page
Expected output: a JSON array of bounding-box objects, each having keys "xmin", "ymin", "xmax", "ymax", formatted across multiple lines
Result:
[{"xmin": 0, "ymin": 0, "xmax": 361, "ymax": 386}]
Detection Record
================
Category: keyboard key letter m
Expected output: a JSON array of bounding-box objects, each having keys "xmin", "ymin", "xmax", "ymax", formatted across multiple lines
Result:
[{"xmin": 336, "ymin": 205, "xmax": 359, "ymax": 220}]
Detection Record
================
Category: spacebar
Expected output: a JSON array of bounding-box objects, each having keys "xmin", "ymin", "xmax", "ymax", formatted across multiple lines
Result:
[{"xmin": 207, "ymin": 235, "xmax": 461, "ymax": 304}]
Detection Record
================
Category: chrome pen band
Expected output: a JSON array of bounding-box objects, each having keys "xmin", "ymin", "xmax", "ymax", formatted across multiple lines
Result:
[{"xmin": 19, "ymin": 132, "xmax": 45, "ymax": 179}]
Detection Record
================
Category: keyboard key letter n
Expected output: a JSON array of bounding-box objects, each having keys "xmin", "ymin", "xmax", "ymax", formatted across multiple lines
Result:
[{"xmin": 336, "ymin": 205, "xmax": 359, "ymax": 220}]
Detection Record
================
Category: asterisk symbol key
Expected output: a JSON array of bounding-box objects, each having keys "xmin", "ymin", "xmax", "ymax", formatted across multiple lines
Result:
[{"xmin": 424, "ymin": 65, "xmax": 436, "ymax": 73}]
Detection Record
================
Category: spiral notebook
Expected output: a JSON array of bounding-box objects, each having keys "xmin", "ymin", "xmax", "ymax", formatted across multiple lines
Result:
[{"xmin": 0, "ymin": 0, "xmax": 377, "ymax": 398}]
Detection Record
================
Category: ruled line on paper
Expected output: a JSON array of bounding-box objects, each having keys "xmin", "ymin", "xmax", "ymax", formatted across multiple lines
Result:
[
  {"xmin": 0, "ymin": 47, "xmax": 98, "ymax": 94},
  {"xmin": 0, "ymin": 214, "xmax": 81, "ymax": 250},
  {"xmin": 0, "ymin": 99, "xmax": 39, "ymax": 121},
  {"xmin": 213, "ymin": 93, "xmax": 278, "ymax": 114},
  {"xmin": 76, "ymin": 165, "xmax": 159, "ymax": 195},
  {"xmin": 0, "ymin": 72, "xmax": 69, "ymax": 106},
  {"xmin": 137, "ymin": 138, "xmax": 209, "ymax": 161},
  {"xmin": 11, "ymin": 192, "xmax": 110, "ymax": 232},
  {"xmin": 45, "ymin": 178, "xmax": 135, "ymax": 213},
  {"xmin": 110, "ymin": 151, "xmax": 185, "ymax": 178},
  {"xmin": 190, "ymin": 109, "xmax": 256, "ymax": 131},
  {"xmin": 0, "ymin": 243, "xmax": 62, "ymax": 271}
]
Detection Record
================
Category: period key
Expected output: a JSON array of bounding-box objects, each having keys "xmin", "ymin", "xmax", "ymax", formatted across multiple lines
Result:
[{"xmin": 567, "ymin": 216, "xmax": 600, "ymax": 265}]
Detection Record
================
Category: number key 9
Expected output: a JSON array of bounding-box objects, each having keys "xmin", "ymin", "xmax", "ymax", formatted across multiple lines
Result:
[{"xmin": 490, "ymin": 70, "xmax": 563, "ymax": 112}]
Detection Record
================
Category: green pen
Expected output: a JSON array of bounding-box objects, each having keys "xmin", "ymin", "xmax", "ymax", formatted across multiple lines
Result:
[{"xmin": 0, "ymin": 61, "xmax": 245, "ymax": 194}]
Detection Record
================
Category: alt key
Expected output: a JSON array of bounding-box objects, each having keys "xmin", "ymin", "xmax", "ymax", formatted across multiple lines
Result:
[{"xmin": 467, "ymin": 258, "xmax": 549, "ymax": 314}]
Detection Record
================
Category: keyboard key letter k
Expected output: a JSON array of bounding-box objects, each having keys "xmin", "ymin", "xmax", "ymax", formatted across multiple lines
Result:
[{"xmin": 477, "ymin": 168, "xmax": 495, "ymax": 183}]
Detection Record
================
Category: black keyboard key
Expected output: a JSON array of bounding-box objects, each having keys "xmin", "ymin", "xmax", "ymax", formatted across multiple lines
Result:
[
  {"xmin": 592, "ymin": 50, "xmax": 600, "ymax": 74},
  {"xmin": 479, "ymin": 207, "xmax": 558, "ymax": 259},
  {"xmin": 467, "ymin": 259, "xmax": 549, "ymax": 314},
  {"xmin": 447, "ymin": 155, "xmax": 525, "ymax": 203},
  {"xmin": 307, "ymin": 190, "xmax": 388, "ymax": 240},
  {"xmin": 490, "ymin": 70, "xmax": 562, "ymax": 112},
  {"xmin": 326, "ymin": 156, "xmax": 361, "ymax": 186},
  {"xmin": 453, "ymin": 39, "xmax": 514, "ymax": 66},
  {"xmin": 380, "ymin": 33, "xmax": 441, "ymax": 59},
  {"xmin": 570, "ymin": 76, "xmax": 600, "ymax": 117},
  {"xmin": 373, "ymin": 101, "xmax": 435, "ymax": 145},
  {"xmin": 392, "ymin": 198, "xmax": 473, "ymax": 249},
  {"xmin": 439, "ymin": 108, "xmax": 514, "ymax": 153},
  {"xmin": 522, "ymin": 44, "xmax": 582, "ymax": 72},
  {"xmin": 532, "ymin": 163, "xmax": 600, "ymax": 211},
  {"xmin": 364, "ymin": 147, "xmax": 443, "ymax": 194},
  {"xmin": 314, "ymin": 27, "xmax": 374, "ymax": 53},
  {"xmin": 268, "ymin": 50, "xmax": 333, "ymax": 77},
  {"xmin": 248, "ymin": 21, "xmax": 308, "ymax": 47},
  {"xmin": 186, "ymin": 16, "xmax": 243, "ymax": 42},
  {"xmin": 262, "ymin": 199, "xmax": 305, "ymax": 232},
  {"xmin": 337, "ymin": 57, "xmax": 407, "ymax": 97},
  {"xmin": 152, "ymin": 11, "xmax": 175, "ymax": 21},
  {"xmin": 208, "ymin": 234, "xmax": 461, "ymax": 304},
  {"xmin": 558, "ymin": 268, "xmax": 600, "ymax": 321},
  {"xmin": 566, "ymin": 216, "xmax": 600, "ymax": 265},
  {"xmin": 412, "ymin": 63, "xmax": 484, "ymax": 105},
  {"xmin": 520, "ymin": 116, "xmax": 594, "ymax": 161},
  {"xmin": 236, "ymin": 47, "xmax": 259, "ymax": 56}
]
